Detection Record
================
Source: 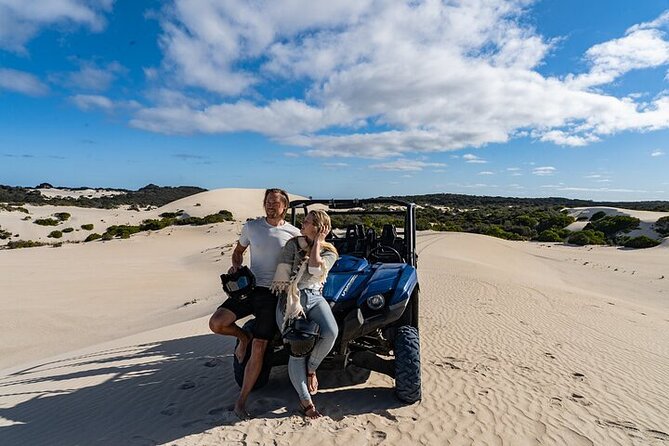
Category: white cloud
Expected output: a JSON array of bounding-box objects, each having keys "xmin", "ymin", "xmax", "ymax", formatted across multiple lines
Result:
[
  {"xmin": 532, "ymin": 166, "xmax": 556, "ymax": 176},
  {"xmin": 322, "ymin": 162, "xmax": 349, "ymax": 168},
  {"xmin": 651, "ymin": 149, "xmax": 665, "ymax": 156},
  {"xmin": 478, "ymin": 171, "xmax": 494, "ymax": 175},
  {"xmin": 125, "ymin": 3, "xmax": 669, "ymax": 157},
  {"xmin": 0, "ymin": 0, "xmax": 113, "ymax": 53},
  {"xmin": 507, "ymin": 167, "xmax": 521, "ymax": 171},
  {"xmin": 70, "ymin": 94, "xmax": 139, "ymax": 112},
  {"xmin": 0, "ymin": 68, "xmax": 48, "ymax": 96},
  {"xmin": 567, "ymin": 28, "xmax": 669, "ymax": 89},
  {"xmin": 369, "ymin": 159, "xmax": 447, "ymax": 171},
  {"xmin": 67, "ymin": 61, "xmax": 125, "ymax": 91},
  {"xmin": 463, "ymin": 154, "xmax": 487, "ymax": 164},
  {"xmin": 283, "ymin": 152, "xmax": 299, "ymax": 158}
]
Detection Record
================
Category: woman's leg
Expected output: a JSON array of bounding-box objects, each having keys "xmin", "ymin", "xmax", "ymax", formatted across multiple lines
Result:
[
  {"xmin": 305, "ymin": 295, "xmax": 338, "ymax": 373},
  {"xmin": 287, "ymin": 355, "xmax": 310, "ymax": 402}
]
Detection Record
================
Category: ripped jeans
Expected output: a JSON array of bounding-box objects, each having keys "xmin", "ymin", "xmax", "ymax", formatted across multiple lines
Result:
[{"xmin": 276, "ymin": 288, "xmax": 338, "ymax": 401}]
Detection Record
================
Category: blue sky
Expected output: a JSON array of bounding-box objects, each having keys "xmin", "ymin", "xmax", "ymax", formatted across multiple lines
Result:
[{"xmin": 1, "ymin": 0, "xmax": 669, "ymax": 200}]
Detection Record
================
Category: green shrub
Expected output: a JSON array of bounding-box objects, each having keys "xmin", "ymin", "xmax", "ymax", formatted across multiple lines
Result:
[
  {"xmin": 483, "ymin": 225, "xmax": 523, "ymax": 240},
  {"xmin": 568, "ymin": 230, "xmax": 607, "ymax": 246},
  {"xmin": 62, "ymin": 227, "xmax": 74, "ymax": 233},
  {"xmin": 140, "ymin": 218, "xmax": 174, "ymax": 231},
  {"xmin": 34, "ymin": 218, "xmax": 59, "ymax": 226},
  {"xmin": 159, "ymin": 211, "xmax": 184, "ymax": 218},
  {"xmin": 0, "ymin": 227, "xmax": 11, "ymax": 239},
  {"xmin": 590, "ymin": 211, "xmax": 607, "ymax": 221},
  {"xmin": 655, "ymin": 216, "xmax": 669, "ymax": 236},
  {"xmin": 22, "ymin": 216, "xmax": 31, "ymax": 221},
  {"xmin": 48, "ymin": 230, "xmax": 63, "ymax": 238},
  {"xmin": 54, "ymin": 212, "xmax": 71, "ymax": 221},
  {"xmin": 6, "ymin": 240, "xmax": 46, "ymax": 249},
  {"xmin": 101, "ymin": 232, "xmax": 114, "ymax": 241},
  {"xmin": 585, "ymin": 215, "xmax": 640, "ymax": 237},
  {"xmin": 81, "ymin": 224, "xmax": 94, "ymax": 230},
  {"xmin": 84, "ymin": 233, "xmax": 102, "ymax": 242},
  {"xmin": 103, "ymin": 224, "xmax": 141, "ymax": 239},
  {"xmin": 537, "ymin": 229, "xmax": 563, "ymax": 242},
  {"xmin": 623, "ymin": 236, "xmax": 660, "ymax": 249}
]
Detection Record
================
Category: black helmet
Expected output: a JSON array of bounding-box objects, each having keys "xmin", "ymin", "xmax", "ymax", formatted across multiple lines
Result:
[
  {"xmin": 283, "ymin": 318, "xmax": 320, "ymax": 357},
  {"xmin": 220, "ymin": 266, "xmax": 255, "ymax": 299}
]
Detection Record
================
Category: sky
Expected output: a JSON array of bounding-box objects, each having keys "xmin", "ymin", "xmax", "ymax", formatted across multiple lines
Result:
[{"xmin": 1, "ymin": 0, "xmax": 669, "ymax": 201}]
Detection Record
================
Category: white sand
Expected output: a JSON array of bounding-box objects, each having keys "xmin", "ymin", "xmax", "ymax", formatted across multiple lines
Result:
[{"xmin": 1, "ymin": 195, "xmax": 668, "ymax": 445}]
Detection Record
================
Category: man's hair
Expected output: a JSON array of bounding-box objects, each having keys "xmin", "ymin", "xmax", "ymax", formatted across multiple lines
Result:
[{"xmin": 264, "ymin": 188, "xmax": 290, "ymax": 218}]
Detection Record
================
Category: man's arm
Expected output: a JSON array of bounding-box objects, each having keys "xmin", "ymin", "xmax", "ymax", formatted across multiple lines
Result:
[{"xmin": 230, "ymin": 242, "xmax": 248, "ymax": 273}]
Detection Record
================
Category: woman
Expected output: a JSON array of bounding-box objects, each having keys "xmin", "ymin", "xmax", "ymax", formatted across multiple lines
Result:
[{"xmin": 270, "ymin": 209, "xmax": 338, "ymax": 419}]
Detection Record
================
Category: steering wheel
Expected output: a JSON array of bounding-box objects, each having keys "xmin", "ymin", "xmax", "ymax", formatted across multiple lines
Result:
[{"xmin": 368, "ymin": 245, "xmax": 403, "ymax": 263}]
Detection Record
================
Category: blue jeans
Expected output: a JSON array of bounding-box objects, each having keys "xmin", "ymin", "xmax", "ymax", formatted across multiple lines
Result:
[{"xmin": 276, "ymin": 288, "xmax": 338, "ymax": 401}]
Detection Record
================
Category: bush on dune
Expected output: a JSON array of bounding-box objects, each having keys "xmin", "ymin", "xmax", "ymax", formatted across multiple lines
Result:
[
  {"xmin": 48, "ymin": 230, "xmax": 63, "ymax": 238},
  {"xmin": 0, "ymin": 226, "xmax": 11, "ymax": 239},
  {"xmin": 623, "ymin": 236, "xmax": 660, "ymax": 249},
  {"xmin": 655, "ymin": 216, "xmax": 669, "ymax": 236},
  {"xmin": 585, "ymin": 215, "xmax": 640, "ymax": 238},
  {"xmin": 81, "ymin": 223, "xmax": 94, "ymax": 230},
  {"xmin": 54, "ymin": 212, "xmax": 71, "ymax": 221},
  {"xmin": 34, "ymin": 218, "xmax": 59, "ymax": 226},
  {"xmin": 568, "ymin": 230, "xmax": 607, "ymax": 246},
  {"xmin": 84, "ymin": 233, "xmax": 102, "ymax": 242},
  {"xmin": 537, "ymin": 229, "xmax": 564, "ymax": 242},
  {"xmin": 5, "ymin": 240, "xmax": 46, "ymax": 249}
]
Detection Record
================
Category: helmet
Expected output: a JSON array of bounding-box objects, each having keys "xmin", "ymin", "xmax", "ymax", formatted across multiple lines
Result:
[
  {"xmin": 283, "ymin": 318, "xmax": 320, "ymax": 357},
  {"xmin": 220, "ymin": 266, "xmax": 256, "ymax": 299}
]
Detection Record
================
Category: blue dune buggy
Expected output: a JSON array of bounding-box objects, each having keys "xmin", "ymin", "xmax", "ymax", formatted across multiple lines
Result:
[{"xmin": 233, "ymin": 199, "xmax": 421, "ymax": 403}]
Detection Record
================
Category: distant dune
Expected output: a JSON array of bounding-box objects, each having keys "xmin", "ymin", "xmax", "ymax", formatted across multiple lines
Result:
[
  {"xmin": 0, "ymin": 188, "xmax": 308, "ymax": 246},
  {"xmin": 565, "ymin": 206, "xmax": 669, "ymax": 239}
]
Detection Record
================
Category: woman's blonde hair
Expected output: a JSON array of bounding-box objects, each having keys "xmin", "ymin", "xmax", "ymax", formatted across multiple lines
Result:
[{"xmin": 307, "ymin": 209, "xmax": 337, "ymax": 255}]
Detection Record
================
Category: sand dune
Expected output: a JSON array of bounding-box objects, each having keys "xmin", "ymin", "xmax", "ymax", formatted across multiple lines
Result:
[
  {"xmin": 0, "ymin": 188, "xmax": 307, "ymax": 245},
  {"xmin": 1, "ymin": 220, "xmax": 667, "ymax": 444},
  {"xmin": 565, "ymin": 206, "xmax": 669, "ymax": 240}
]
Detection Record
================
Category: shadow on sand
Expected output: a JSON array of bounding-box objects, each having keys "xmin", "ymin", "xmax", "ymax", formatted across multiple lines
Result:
[{"xmin": 0, "ymin": 334, "xmax": 405, "ymax": 445}]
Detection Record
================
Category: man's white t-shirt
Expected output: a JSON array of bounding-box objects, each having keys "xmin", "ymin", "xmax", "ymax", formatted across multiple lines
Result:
[{"xmin": 239, "ymin": 217, "xmax": 301, "ymax": 287}]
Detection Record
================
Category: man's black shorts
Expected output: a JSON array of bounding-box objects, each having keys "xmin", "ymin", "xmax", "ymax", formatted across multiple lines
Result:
[{"xmin": 218, "ymin": 286, "xmax": 278, "ymax": 340}]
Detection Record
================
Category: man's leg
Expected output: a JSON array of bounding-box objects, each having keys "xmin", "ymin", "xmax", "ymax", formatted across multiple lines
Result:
[
  {"xmin": 209, "ymin": 307, "xmax": 252, "ymax": 362},
  {"xmin": 234, "ymin": 338, "xmax": 268, "ymax": 418}
]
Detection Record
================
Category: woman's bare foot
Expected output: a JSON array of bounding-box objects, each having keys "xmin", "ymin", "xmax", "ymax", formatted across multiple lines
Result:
[
  {"xmin": 235, "ymin": 332, "xmax": 251, "ymax": 363},
  {"xmin": 307, "ymin": 371, "xmax": 318, "ymax": 395},
  {"xmin": 299, "ymin": 400, "xmax": 322, "ymax": 419}
]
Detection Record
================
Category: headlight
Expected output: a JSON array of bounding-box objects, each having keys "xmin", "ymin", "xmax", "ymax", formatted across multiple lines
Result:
[{"xmin": 366, "ymin": 294, "xmax": 385, "ymax": 310}]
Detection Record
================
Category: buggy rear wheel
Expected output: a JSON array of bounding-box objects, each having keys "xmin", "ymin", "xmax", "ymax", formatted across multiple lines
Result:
[
  {"xmin": 233, "ymin": 319, "xmax": 273, "ymax": 389},
  {"xmin": 394, "ymin": 325, "xmax": 421, "ymax": 403}
]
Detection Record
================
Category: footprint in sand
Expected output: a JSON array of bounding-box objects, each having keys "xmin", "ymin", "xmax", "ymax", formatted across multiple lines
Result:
[
  {"xmin": 549, "ymin": 397, "xmax": 563, "ymax": 408},
  {"xmin": 370, "ymin": 430, "xmax": 387, "ymax": 445},
  {"xmin": 572, "ymin": 372, "xmax": 585, "ymax": 381},
  {"xmin": 569, "ymin": 393, "xmax": 592, "ymax": 406},
  {"xmin": 544, "ymin": 352, "xmax": 556, "ymax": 359}
]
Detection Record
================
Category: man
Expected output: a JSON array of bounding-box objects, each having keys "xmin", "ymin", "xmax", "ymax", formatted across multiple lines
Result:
[{"xmin": 209, "ymin": 188, "xmax": 300, "ymax": 419}]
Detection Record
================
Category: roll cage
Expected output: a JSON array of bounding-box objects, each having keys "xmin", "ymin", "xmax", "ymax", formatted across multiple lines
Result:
[{"xmin": 289, "ymin": 199, "xmax": 418, "ymax": 268}]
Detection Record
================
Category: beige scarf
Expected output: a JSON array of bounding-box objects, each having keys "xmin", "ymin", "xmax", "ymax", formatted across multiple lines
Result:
[{"xmin": 270, "ymin": 237, "xmax": 321, "ymax": 330}]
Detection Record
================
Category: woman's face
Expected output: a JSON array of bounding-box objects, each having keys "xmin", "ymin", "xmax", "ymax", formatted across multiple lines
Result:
[{"xmin": 301, "ymin": 214, "xmax": 318, "ymax": 239}]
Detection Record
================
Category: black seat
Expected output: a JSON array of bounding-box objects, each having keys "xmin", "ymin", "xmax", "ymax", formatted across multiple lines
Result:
[
  {"xmin": 345, "ymin": 224, "xmax": 366, "ymax": 257},
  {"xmin": 378, "ymin": 224, "xmax": 405, "ymax": 261}
]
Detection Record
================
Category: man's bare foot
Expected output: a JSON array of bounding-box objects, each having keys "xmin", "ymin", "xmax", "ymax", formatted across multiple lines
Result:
[
  {"xmin": 235, "ymin": 332, "xmax": 251, "ymax": 363},
  {"xmin": 234, "ymin": 401, "xmax": 251, "ymax": 420},
  {"xmin": 307, "ymin": 371, "xmax": 318, "ymax": 395}
]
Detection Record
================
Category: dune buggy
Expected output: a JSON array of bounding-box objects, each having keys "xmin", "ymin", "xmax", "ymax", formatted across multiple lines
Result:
[{"xmin": 233, "ymin": 199, "xmax": 421, "ymax": 403}]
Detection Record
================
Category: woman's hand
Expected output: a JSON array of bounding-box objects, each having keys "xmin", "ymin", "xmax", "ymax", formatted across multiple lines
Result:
[{"xmin": 316, "ymin": 224, "xmax": 329, "ymax": 244}]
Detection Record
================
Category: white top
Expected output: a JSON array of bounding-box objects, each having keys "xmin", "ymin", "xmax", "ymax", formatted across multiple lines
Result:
[{"xmin": 239, "ymin": 217, "xmax": 301, "ymax": 287}]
